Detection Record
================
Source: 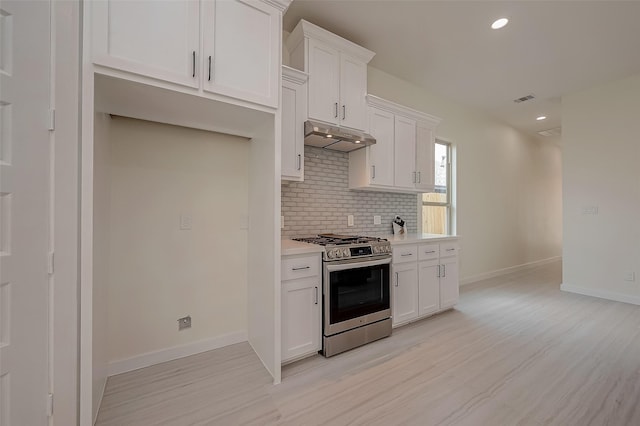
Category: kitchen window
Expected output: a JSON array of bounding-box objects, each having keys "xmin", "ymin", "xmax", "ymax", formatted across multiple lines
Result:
[{"xmin": 422, "ymin": 140, "xmax": 452, "ymax": 235}]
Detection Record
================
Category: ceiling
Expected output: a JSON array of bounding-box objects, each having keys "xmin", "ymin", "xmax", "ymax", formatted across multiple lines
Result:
[{"xmin": 283, "ymin": 1, "xmax": 640, "ymax": 139}]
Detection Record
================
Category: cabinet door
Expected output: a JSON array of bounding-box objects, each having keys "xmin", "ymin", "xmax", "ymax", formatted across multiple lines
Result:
[
  {"xmin": 281, "ymin": 71, "xmax": 307, "ymax": 181},
  {"xmin": 307, "ymin": 39, "xmax": 340, "ymax": 125},
  {"xmin": 202, "ymin": 0, "xmax": 279, "ymax": 107},
  {"xmin": 91, "ymin": 0, "xmax": 200, "ymax": 88},
  {"xmin": 440, "ymin": 256, "xmax": 459, "ymax": 309},
  {"xmin": 282, "ymin": 277, "xmax": 321, "ymax": 362},
  {"xmin": 415, "ymin": 122, "xmax": 435, "ymax": 191},
  {"xmin": 394, "ymin": 115, "xmax": 417, "ymax": 189},
  {"xmin": 367, "ymin": 107, "xmax": 395, "ymax": 186},
  {"xmin": 339, "ymin": 54, "xmax": 367, "ymax": 131},
  {"xmin": 418, "ymin": 260, "xmax": 440, "ymax": 317},
  {"xmin": 392, "ymin": 262, "xmax": 419, "ymax": 326}
]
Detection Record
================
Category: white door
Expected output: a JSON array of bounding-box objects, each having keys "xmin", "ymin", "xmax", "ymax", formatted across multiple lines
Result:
[
  {"xmin": 339, "ymin": 54, "xmax": 367, "ymax": 131},
  {"xmin": 91, "ymin": 0, "xmax": 200, "ymax": 88},
  {"xmin": 391, "ymin": 263, "xmax": 418, "ymax": 326},
  {"xmin": 440, "ymin": 257, "xmax": 459, "ymax": 309},
  {"xmin": 367, "ymin": 107, "xmax": 394, "ymax": 186},
  {"xmin": 415, "ymin": 122, "xmax": 435, "ymax": 191},
  {"xmin": 281, "ymin": 278, "xmax": 321, "ymax": 362},
  {"xmin": 394, "ymin": 115, "xmax": 417, "ymax": 189},
  {"xmin": 307, "ymin": 39, "xmax": 340, "ymax": 125},
  {"xmin": 0, "ymin": 1, "xmax": 51, "ymax": 424},
  {"xmin": 202, "ymin": 0, "xmax": 279, "ymax": 107},
  {"xmin": 418, "ymin": 260, "xmax": 440, "ymax": 317}
]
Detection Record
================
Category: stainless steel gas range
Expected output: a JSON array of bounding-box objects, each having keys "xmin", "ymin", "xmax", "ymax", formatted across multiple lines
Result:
[{"xmin": 292, "ymin": 234, "xmax": 392, "ymax": 357}]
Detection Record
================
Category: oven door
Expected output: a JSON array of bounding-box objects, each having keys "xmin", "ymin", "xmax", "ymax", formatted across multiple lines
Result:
[{"xmin": 324, "ymin": 256, "xmax": 391, "ymax": 336}]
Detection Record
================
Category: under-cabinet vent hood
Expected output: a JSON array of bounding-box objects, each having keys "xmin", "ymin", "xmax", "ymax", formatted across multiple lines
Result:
[{"xmin": 304, "ymin": 120, "xmax": 376, "ymax": 152}]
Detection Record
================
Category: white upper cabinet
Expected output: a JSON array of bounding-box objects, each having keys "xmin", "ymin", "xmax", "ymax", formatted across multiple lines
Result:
[
  {"xmin": 339, "ymin": 54, "xmax": 368, "ymax": 131},
  {"xmin": 394, "ymin": 115, "xmax": 417, "ymax": 189},
  {"xmin": 281, "ymin": 66, "xmax": 308, "ymax": 181},
  {"xmin": 90, "ymin": 0, "xmax": 283, "ymax": 108},
  {"xmin": 307, "ymin": 40, "xmax": 341, "ymax": 124},
  {"xmin": 349, "ymin": 95, "xmax": 442, "ymax": 194},
  {"xmin": 91, "ymin": 0, "xmax": 200, "ymax": 88},
  {"xmin": 286, "ymin": 19, "xmax": 375, "ymax": 132},
  {"xmin": 202, "ymin": 0, "xmax": 280, "ymax": 107},
  {"xmin": 415, "ymin": 123, "xmax": 436, "ymax": 191},
  {"xmin": 366, "ymin": 107, "xmax": 395, "ymax": 187}
]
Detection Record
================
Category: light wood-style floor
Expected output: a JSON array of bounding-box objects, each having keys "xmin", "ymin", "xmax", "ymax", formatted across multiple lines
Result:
[{"xmin": 96, "ymin": 261, "xmax": 640, "ymax": 425}]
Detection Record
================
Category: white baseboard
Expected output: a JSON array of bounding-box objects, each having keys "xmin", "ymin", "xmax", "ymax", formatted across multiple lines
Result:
[
  {"xmin": 107, "ymin": 330, "xmax": 247, "ymax": 377},
  {"xmin": 460, "ymin": 256, "xmax": 562, "ymax": 286},
  {"xmin": 560, "ymin": 284, "xmax": 640, "ymax": 306}
]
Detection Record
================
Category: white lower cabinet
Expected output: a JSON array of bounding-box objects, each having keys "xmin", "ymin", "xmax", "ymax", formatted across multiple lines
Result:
[
  {"xmin": 391, "ymin": 240, "xmax": 459, "ymax": 327},
  {"xmin": 281, "ymin": 253, "xmax": 322, "ymax": 363},
  {"xmin": 392, "ymin": 262, "xmax": 419, "ymax": 325}
]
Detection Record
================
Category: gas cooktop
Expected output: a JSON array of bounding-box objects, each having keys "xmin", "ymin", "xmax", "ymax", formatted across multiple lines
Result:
[
  {"xmin": 293, "ymin": 233, "xmax": 386, "ymax": 246},
  {"xmin": 292, "ymin": 234, "xmax": 391, "ymax": 261}
]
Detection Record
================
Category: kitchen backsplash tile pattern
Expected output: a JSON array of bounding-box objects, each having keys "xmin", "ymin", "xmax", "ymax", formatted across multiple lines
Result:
[{"xmin": 282, "ymin": 146, "xmax": 418, "ymax": 236}]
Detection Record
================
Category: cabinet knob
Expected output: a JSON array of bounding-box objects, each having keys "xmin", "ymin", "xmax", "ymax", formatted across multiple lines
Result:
[
  {"xmin": 334, "ymin": 102, "xmax": 338, "ymax": 118},
  {"xmin": 395, "ymin": 272, "xmax": 399, "ymax": 287},
  {"xmin": 192, "ymin": 51, "xmax": 196, "ymax": 78}
]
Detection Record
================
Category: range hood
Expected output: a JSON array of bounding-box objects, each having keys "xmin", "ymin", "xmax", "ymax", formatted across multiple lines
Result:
[{"xmin": 304, "ymin": 120, "xmax": 376, "ymax": 152}]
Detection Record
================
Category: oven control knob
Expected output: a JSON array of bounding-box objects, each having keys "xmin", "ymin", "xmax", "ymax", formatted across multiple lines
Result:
[
  {"xmin": 342, "ymin": 248, "xmax": 349, "ymax": 257},
  {"xmin": 336, "ymin": 249, "xmax": 343, "ymax": 258},
  {"xmin": 327, "ymin": 250, "xmax": 335, "ymax": 259}
]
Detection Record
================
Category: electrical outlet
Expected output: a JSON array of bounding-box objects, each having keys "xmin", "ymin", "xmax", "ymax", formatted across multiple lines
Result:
[
  {"xmin": 180, "ymin": 214, "xmax": 193, "ymax": 230},
  {"xmin": 281, "ymin": 215, "xmax": 284, "ymax": 229},
  {"xmin": 374, "ymin": 215, "xmax": 381, "ymax": 225},
  {"xmin": 348, "ymin": 215, "xmax": 354, "ymax": 227},
  {"xmin": 178, "ymin": 315, "xmax": 191, "ymax": 330},
  {"xmin": 625, "ymin": 272, "xmax": 636, "ymax": 282},
  {"xmin": 581, "ymin": 206, "xmax": 599, "ymax": 215}
]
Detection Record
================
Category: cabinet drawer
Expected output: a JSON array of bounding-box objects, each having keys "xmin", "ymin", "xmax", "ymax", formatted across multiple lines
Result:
[
  {"xmin": 392, "ymin": 245, "xmax": 418, "ymax": 264},
  {"xmin": 282, "ymin": 254, "xmax": 321, "ymax": 281},
  {"xmin": 439, "ymin": 242, "xmax": 459, "ymax": 258},
  {"xmin": 418, "ymin": 244, "xmax": 439, "ymax": 261}
]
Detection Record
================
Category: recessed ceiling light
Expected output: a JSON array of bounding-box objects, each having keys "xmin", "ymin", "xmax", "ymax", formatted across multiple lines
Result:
[
  {"xmin": 536, "ymin": 116, "xmax": 547, "ymax": 121},
  {"xmin": 491, "ymin": 18, "xmax": 509, "ymax": 30},
  {"xmin": 355, "ymin": 140, "xmax": 361, "ymax": 144},
  {"xmin": 326, "ymin": 134, "xmax": 333, "ymax": 138}
]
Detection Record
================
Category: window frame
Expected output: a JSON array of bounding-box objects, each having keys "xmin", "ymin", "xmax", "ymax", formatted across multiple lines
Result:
[{"xmin": 421, "ymin": 139, "xmax": 452, "ymax": 235}]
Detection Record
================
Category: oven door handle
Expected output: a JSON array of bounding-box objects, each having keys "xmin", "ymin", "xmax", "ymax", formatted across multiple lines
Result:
[{"xmin": 325, "ymin": 257, "xmax": 392, "ymax": 272}]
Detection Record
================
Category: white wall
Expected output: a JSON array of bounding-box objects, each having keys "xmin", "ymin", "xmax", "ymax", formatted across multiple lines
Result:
[
  {"xmin": 92, "ymin": 113, "xmax": 111, "ymax": 420},
  {"xmin": 367, "ymin": 67, "xmax": 563, "ymax": 282},
  {"xmin": 561, "ymin": 72, "xmax": 640, "ymax": 304},
  {"xmin": 106, "ymin": 117, "xmax": 250, "ymax": 366},
  {"xmin": 247, "ymin": 117, "xmax": 281, "ymax": 384}
]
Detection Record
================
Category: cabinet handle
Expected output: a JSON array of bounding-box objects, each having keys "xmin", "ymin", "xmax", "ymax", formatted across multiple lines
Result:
[
  {"xmin": 192, "ymin": 51, "xmax": 196, "ymax": 78},
  {"xmin": 437, "ymin": 264, "xmax": 441, "ymax": 278},
  {"xmin": 442, "ymin": 264, "xmax": 446, "ymax": 278},
  {"xmin": 417, "ymin": 171, "xmax": 421, "ymax": 183},
  {"xmin": 292, "ymin": 266, "xmax": 310, "ymax": 271},
  {"xmin": 314, "ymin": 286, "xmax": 318, "ymax": 305},
  {"xmin": 372, "ymin": 165, "xmax": 376, "ymax": 179},
  {"xmin": 208, "ymin": 55, "xmax": 212, "ymax": 81},
  {"xmin": 446, "ymin": 248, "xmax": 455, "ymax": 252},
  {"xmin": 395, "ymin": 272, "xmax": 399, "ymax": 287},
  {"xmin": 425, "ymin": 250, "xmax": 436, "ymax": 254},
  {"xmin": 342, "ymin": 105, "xmax": 346, "ymax": 120},
  {"xmin": 401, "ymin": 253, "xmax": 413, "ymax": 257},
  {"xmin": 297, "ymin": 154, "xmax": 301, "ymax": 171},
  {"xmin": 334, "ymin": 102, "xmax": 338, "ymax": 118},
  {"xmin": 412, "ymin": 171, "xmax": 417, "ymax": 183}
]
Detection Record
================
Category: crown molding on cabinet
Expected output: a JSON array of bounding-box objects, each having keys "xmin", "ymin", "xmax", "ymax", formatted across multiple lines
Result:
[
  {"xmin": 262, "ymin": 0, "xmax": 292, "ymax": 13},
  {"xmin": 282, "ymin": 65, "xmax": 308, "ymax": 85},
  {"xmin": 286, "ymin": 19, "xmax": 376, "ymax": 64},
  {"xmin": 366, "ymin": 94, "xmax": 442, "ymax": 127}
]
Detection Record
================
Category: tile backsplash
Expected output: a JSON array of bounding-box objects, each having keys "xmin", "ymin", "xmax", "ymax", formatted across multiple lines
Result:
[{"xmin": 281, "ymin": 146, "xmax": 418, "ymax": 236}]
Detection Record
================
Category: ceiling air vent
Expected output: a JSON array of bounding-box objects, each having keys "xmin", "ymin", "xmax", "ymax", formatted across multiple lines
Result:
[
  {"xmin": 513, "ymin": 94, "xmax": 535, "ymax": 103},
  {"xmin": 538, "ymin": 127, "xmax": 562, "ymax": 137}
]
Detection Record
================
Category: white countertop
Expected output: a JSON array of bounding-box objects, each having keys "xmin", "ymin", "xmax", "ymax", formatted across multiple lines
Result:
[
  {"xmin": 282, "ymin": 234, "xmax": 458, "ymax": 256},
  {"xmin": 377, "ymin": 233, "xmax": 459, "ymax": 245},
  {"xmin": 281, "ymin": 239, "xmax": 324, "ymax": 256}
]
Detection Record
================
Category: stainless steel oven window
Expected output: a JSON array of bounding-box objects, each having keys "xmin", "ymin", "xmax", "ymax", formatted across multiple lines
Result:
[{"xmin": 323, "ymin": 257, "xmax": 391, "ymax": 336}]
